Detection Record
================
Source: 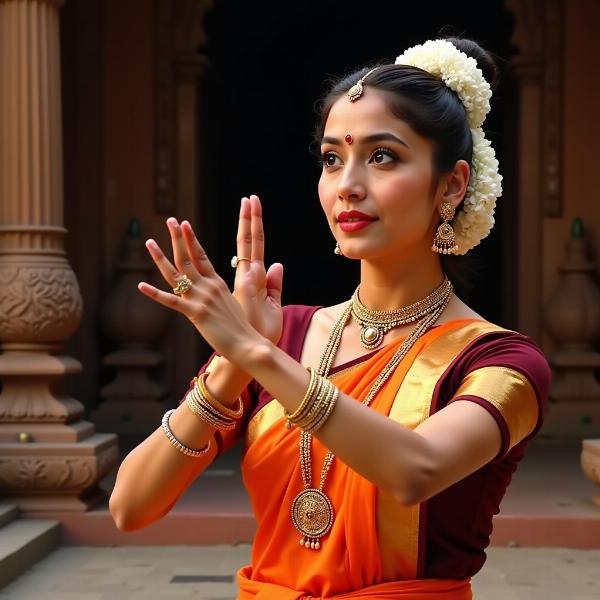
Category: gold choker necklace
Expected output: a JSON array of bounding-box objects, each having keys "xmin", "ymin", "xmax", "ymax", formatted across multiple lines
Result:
[{"xmin": 350, "ymin": 275, "xmax": 452, "ymax": 349}]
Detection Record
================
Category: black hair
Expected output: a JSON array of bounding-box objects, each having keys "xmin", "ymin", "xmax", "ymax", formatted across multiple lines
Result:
[{"xmin": 313, "ymin": 36, "xmax": 499, "ymax": 294}]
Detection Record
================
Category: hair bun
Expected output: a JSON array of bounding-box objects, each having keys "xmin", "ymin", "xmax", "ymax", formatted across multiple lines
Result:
[{"xmin": 443, "ymin": 37, "xmax": 499, "ymax": 92}]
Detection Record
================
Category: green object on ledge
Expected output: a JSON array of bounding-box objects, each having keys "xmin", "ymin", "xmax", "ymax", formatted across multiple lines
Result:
[
  {"xmin": 128, "ymin": 217, "xmax": 142, "ymax": 239},
  {"xmin": 571, "ymin": 217, "xmax": 584, "ymax": 240}
]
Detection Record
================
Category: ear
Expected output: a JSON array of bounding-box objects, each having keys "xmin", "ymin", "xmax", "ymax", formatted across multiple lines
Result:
[{"xmin": 439, "ymin": 159, "xmax": 470, "ymax": 211}]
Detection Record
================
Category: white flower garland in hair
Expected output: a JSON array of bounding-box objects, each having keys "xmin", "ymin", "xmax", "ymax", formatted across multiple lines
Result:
[{"xmin": 394, "ymin": 39, "xmax": 503, "ymax": 255}]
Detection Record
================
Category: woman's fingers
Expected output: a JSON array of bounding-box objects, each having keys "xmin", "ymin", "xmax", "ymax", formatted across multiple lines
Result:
[
  {"xmin": 266, "ymin": 262, "xmax": 284, "ymax": 306},
  {"xmin": 249, "ymin": 195, "xmax": 265, "ymax": 263},
  {"xmin": 180, "ymin": 220, "xmax": 217, "ymax": 278},
  {"xmin": 235, "ymin": 197, "xmax": 253, "ymax": 276},
  {"xmin": 137, "ymin": 281, "xmax": 188, "ymax": 313},
  {"xmin": 166, "ymin": 218, "xmax": 202, "ymax": 281},
  {"xmin": 145, "ymin": 238, "xmax": 188, "ymax": 288}
]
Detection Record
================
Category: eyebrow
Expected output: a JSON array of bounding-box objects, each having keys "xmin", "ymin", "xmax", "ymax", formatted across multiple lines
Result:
[{"xmin": 321, "ymin": 132, "xmax": 410, "ymax": 149}]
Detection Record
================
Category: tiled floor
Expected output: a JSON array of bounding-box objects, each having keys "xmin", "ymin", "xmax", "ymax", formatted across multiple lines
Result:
[{"xmin": 1, "ymin": 544, "xmax": 599, "ymax": 599}]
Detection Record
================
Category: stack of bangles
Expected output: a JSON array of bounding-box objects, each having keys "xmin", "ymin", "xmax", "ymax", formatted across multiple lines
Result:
[
  {"xmin": 284, "ymin": 367, "xmax": 340, "ymax": 432},
  {"xmin": 161, "ymin": 371, "xmax": 244, "ymax": 458}
]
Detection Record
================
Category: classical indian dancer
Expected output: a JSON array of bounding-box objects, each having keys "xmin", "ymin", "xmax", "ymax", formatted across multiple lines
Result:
[{"xmin": 109, "ymin": 37, "xmax": 551, "ymax": 600}]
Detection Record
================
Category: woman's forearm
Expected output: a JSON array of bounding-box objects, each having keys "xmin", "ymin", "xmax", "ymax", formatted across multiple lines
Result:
[
  {"xmin": 109, "ymin": 358, "xmax": 253, "ymax": 531},
  {"xmin": 237, "ymin": 339, "xmax": 434, "ymax": 505}
]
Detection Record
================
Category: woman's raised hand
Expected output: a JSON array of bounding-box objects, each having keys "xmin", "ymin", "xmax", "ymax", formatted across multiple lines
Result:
[
  {"xmin": 137, "ymin": 216, "xmax": 265, "ymax": 363},
  {"xmin": 232, "ymin": 195, "xmax": 284, "ymax": 345}
]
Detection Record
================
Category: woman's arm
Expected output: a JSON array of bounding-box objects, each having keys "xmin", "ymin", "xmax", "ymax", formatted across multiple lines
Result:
[
  {"xmin": 111, "ymin": 196, "xmax": 283, "ymax": 531},
  {"xmin": 109, "ymin": 358, "xmax": 251, "ymax": 532},
  {"xmin": 235, "ymin": 338, "xmax": 503, "ymax": 506}
]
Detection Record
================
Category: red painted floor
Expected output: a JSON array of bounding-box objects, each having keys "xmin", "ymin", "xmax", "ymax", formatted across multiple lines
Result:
[{"xmin": 20, "ymin": 439, "xmax": 600, "ymax": 548}]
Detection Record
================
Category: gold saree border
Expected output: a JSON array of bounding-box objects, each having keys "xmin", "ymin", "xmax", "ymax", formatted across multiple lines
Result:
[
  {"xmin": 451, "ymin": 366, "xmax": 539, "ymax": 452},
  {"xmin": 379, "ymin": 320, "xmax": 508, "ymax": 580}
]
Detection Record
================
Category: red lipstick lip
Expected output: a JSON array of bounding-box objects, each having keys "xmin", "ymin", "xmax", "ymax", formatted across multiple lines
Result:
[
  {"xmin": 336, "ymin": 210, "xmax": 377, "ymax": 222},
  {"xmin": 338, "ymin": 220, "xmax": 376, "ymax": 232}
]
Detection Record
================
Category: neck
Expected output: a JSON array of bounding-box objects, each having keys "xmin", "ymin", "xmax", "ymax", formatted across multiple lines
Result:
[{"xmin": 358, "ymin": 251, "xmax": 446, "ymax": 312}]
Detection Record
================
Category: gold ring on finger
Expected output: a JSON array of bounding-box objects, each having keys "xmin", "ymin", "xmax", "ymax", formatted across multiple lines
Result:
[
  {"xmin": 172, "ymin": 275, "xmax": 193, "ymax": 296},
  {"xmin": 231, "ymin": 256, "xmax": 251, "ymax": 269}
]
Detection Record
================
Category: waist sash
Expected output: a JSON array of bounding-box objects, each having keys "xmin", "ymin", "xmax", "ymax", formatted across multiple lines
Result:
[{"xmin": 237, "ymin": 565, "xmax": 472, "ymax": 599}]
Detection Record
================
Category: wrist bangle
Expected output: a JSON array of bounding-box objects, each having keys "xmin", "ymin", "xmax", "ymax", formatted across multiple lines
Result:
[
  {"xmin": 194, "ymin": 372, "xmax": 244, "ymax": 419},
  {"xmin": 186, "ymin": 386, "xmax": 237, "ymax": 431},
  {"xmin": 161, "ymin": 409, "xmax": 211, "ymax": 457},
  {"xmin": 284, "ymin": 367, "xmax": 319, "ymax": 429}
]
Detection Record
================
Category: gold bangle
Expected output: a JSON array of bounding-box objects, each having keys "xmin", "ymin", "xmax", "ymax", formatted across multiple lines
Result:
[
  {"xmin": 285, "ymin": 367, "xmax": 319, "ymax": 429},
  {"xmin": 307, "ymin": 382, "xmax": 339, "ymax": 433},
  {"xmin": 186, "ymin": 386, "xmax": 237, "ymax": 431},
  {"xmin": 299, "ymin": 377, "xmax": 336, "ymax": 432},
  {"xmin": 194, "ymin": 372, "xmax": 244, "ymax": 419},
  {"xmin": 190, "ymin": 385, "xmax": 236, "ymax": 429},
  {"xmin": 296, "ymin": 374, "xmax": 328, "ymax": 430}
]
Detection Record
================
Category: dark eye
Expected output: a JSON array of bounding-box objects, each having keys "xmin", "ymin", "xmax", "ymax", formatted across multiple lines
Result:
[
  {"xmin": 371, "ymin": 148, "xmax": 397, "ymax": 165},
  {"xmin": 321, "ymin": 152, "xmax": 341, "ymax": 168}
]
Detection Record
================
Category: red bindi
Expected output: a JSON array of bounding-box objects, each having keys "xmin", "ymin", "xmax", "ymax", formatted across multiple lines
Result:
[{"xmin": 344, "ymin": 133, "xmax": 353, "ymax": 145}]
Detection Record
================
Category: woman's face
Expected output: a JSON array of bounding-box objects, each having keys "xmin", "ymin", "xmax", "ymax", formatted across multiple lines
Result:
[{"xmin": 318, "ymin": 88, "xmax": 442, "ymax": 262}]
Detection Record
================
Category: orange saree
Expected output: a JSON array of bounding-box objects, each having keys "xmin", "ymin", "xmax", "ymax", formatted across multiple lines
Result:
[{"xmin": 236, "ymin": 319, "xmax": 487, "ymax": 600}]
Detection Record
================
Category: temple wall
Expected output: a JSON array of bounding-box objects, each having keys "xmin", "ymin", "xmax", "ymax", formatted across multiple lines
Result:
[{"xmin": 542, "ymin": 0, "xmax": 600, "ymax": 351}]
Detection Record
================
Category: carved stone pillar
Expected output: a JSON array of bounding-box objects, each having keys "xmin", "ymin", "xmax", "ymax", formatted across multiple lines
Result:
[
  {"xmin": 543, "ymin": 219, "xmax": 600, "ymax": 436},
  {"xmin": 0, "ymin": 0, "xmax": 118, "ymax": 511},
  {"xmin": 506, "ymin": 0, "xmax": 545, "ymax": 340},
  {"xmin": 155, "ymin": 0, "xmax": 214, "ymax": 392},
  {"xmin": 505, "ymin": 0, "xmax": 565, "ymax": 342}
]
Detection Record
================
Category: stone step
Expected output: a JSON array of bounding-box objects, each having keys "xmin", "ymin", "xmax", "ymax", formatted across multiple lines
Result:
[
  {"xmin": 0, "ymin": 503, "xmax": 19, "ymax": 528},
  {"xmin": 0, "ymin": 517, "xmax": 61, "ymax": 590}
]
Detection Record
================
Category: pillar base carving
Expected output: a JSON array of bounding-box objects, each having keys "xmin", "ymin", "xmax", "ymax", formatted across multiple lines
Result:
[{"xmin": 0, "ymin": 432, "xmax": 118, "ymax": 512}]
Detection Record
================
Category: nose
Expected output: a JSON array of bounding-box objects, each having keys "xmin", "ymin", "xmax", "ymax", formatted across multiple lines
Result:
[{"xmin": 337, "ymin": 162, "xmax": 366, "ymax": 203}]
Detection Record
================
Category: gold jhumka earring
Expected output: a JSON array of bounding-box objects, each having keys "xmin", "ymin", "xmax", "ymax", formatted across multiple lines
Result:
[{"xmin": 432, "ymin": 201, "xmax": 459, "ymax": 254}]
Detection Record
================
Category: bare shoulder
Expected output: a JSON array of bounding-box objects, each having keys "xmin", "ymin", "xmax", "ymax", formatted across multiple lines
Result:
[
  {"xmin": 298, "ymin": 300, "xmax": 350, "ymax": 368},
  {"xmin": 311, "ymin": 300, "xmax": 350, "ymax": 329},
  {"xmin": 441, "ymin": 294, "xmax": 485, "ymax": 323}
]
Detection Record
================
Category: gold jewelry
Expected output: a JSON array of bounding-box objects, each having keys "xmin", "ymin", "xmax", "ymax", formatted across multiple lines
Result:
[
  {"xmin": 351, "ymin": 275, "xmax": 452, "ymax": 349},
  {"xmin": 186, "ymin": 386, "xmax": 235, "ymax": 430},
  {"xmin": 334, "ymin": 242, "xmax": 342, "ymax": 256},
  {"xmin": 173, "ymin": 275, "xmax": 193, "ymax": 296},
  {"xmin": 193, "ymin": 372, "xmax": 244, "ymax": 420},
  {"xmin": 231, "ymin": 256, "xmax": 251, "ymax": 268},
  {"xmin": 185, "ymin": 379, "xmax": 242, "ymax": 431},
  {"xmin": 347, "ymin": 67, "xmax": 379, "ymax": 102},
  {"xmin": 284, "ymin": 367, "xmax": 319, "ymax": 429},
  {"xmin": 290, "ymin": 279, "xmax": 453, "ymax": 550},
  {"xmin": 161, "ymin": 409, "xmax": 211, "ymax": 457},
  {"xmin": 286, "ymin": 373, "xmax": 339, "ymax": 433},
  {"xmin": 432, "ymin": 201, "xmax": 459, "ymax": 254}
]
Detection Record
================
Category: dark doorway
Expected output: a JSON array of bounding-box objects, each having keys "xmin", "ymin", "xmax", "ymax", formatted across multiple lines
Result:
[{"xmin": 201, "ymin": 1, "xmax": 515, "ymax": 324}]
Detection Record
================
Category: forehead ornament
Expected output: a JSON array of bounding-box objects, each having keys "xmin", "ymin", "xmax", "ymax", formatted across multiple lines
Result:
[
  {"xmin": 344, "ymin": 133, "xmax": 353, "ymax": 145},
  {"xmin": 347, "ymin": 67, "xmax": 379, "ymax": 102}
]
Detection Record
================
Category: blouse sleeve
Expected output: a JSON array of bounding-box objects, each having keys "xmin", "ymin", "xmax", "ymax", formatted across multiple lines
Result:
[
  {"xmin": 178, "ymin": 352, "xmax": 257, "ymax": 462},
  {"xmin": 446, "ymin": 332, "xmax": 552, "ymax": 461}
]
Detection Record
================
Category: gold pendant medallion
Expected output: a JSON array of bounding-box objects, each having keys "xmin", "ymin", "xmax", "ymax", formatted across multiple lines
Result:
[{"xmin": 291, "ymin": 488, "xmax": 334, "ymax": 550}]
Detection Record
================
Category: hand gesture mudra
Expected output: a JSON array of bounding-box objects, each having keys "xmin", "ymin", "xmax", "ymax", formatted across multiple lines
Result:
[
  {"xmin": 138, "ymin": 194, "xmax": 284, "ymax": 362},
  {"xmin": 232, "ymin": 195, "xmax": 284, "ymax": 344}
]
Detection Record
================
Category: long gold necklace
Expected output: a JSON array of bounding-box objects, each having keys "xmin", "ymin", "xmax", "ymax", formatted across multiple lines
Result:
[
  {"xmin": 351, "ymin": 275, "xmax": 452, "ymax": 349},
  {"xmin": 290, "ymin": 279, "xmax": 454, "ymax": 550}
]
